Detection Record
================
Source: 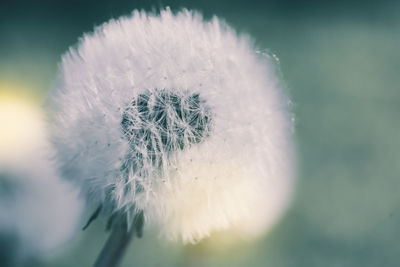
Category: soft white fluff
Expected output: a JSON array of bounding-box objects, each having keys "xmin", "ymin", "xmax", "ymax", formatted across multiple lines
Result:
[
  {"xmin": 49, "ymin": 8, "xmax": 295, "ymax": 243},
  {"xmin": 0, "ymin": 95, "xmax": 83, "ymax": 259}
]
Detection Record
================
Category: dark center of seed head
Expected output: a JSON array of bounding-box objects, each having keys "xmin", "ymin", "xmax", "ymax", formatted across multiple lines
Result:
[{"xmin": 121, "ymin": 89, "xmax": 212, "ymax": 162}]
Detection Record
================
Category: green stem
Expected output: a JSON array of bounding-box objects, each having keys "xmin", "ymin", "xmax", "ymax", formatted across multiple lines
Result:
[{"xmin": 93, "ymin": 219, "xmax": 134, "ymax": 267}]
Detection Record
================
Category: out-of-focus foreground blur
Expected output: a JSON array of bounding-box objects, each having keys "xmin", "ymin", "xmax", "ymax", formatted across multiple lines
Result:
[{"xmin": 1, "ymin": 0, "xmax": 399, "ymax": 266}]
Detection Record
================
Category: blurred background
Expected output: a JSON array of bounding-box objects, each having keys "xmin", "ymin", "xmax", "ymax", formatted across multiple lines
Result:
[{"xmin": 1, "ymin": 0, "xmax": 400, "ymax": 266}]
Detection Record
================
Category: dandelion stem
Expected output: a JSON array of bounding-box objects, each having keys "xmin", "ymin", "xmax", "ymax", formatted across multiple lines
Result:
[{"xmin": 93, "ymin": 218, "xmax": 134, "ymax": 267}]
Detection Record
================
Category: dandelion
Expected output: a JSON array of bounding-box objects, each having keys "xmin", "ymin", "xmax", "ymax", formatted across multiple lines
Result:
[
  {"xmin": 0, "ymin": 89, "xmax": 83, "ymax": 264},
  {"xmin": 48, "ymin": 7, "xmax": 295, "ymax": 266}
]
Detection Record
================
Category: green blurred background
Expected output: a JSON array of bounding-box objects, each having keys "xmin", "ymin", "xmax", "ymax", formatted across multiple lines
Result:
[{"xmin": 1, "ymin": 0, "xmax": 400, "ymax": 266}]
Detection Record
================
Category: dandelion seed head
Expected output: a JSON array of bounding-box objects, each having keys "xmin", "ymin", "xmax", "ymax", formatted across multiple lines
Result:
[
  {"xmin": 49, "ymin": 8, "xmax": 295, "ymax": 243},
  {"xmin": 0, "ymin": 91, "xmax": 83, "ymax": 259}
]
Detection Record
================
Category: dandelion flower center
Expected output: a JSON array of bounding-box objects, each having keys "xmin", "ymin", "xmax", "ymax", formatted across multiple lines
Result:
[{"xmin": 121, "ymin": 89, "xmax": 212, "ymax": 164}]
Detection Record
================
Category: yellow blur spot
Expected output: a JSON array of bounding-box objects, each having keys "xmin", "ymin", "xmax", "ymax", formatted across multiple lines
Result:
[{"xmin": 0, "ymin": 83, "xmax": 45, "ymax": 164}]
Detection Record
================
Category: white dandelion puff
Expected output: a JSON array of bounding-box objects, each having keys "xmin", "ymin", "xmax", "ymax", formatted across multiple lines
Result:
[
  {"xmin": 48, "ymin": 8, "xmax": 295, "ymax": 244},
  {"xmin": 0, "ymin": 91, "xmax": 83, "ymax": 263}
]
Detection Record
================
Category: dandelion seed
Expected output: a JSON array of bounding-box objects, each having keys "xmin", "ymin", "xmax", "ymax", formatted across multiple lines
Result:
[{"xmin": 48, "ymin": 8, "xmax": 295, "ymax": 245}]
